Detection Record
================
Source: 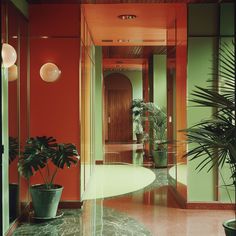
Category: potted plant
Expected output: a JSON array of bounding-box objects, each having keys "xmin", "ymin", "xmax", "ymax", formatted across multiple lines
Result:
[
  {"xmin": 184, "ymin": 42, "xmax": 235, "ymax": 235},
  {"xmin": 144, "ymin": 103, "xmax": 168, "ymax": 167},
  {"xmin": 18, "ymin": 136, "xmax": 79, "ymax": 219},
  {"xmin": 131, "ymin": 99, "xmax": 145, "ymax": 143}
]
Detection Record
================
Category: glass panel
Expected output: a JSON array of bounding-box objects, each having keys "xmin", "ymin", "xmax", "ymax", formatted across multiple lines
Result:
[{"xmin": 8, "ymin": 2, "xmax": 20, "ymax": 224}]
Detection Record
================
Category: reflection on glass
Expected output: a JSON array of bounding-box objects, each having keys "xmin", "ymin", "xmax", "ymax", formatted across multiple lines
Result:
[
  {"xmin": 8, "ymin": 2, "xmax": 19, "ymax": 223},
  {"xmin": 7, "ymin": 1, "xmax": 29, "ymax": 224}
]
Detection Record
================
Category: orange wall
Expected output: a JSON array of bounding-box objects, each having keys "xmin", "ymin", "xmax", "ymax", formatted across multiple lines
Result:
[
  {"xmin": 29, "ymin": 4, "xmax": 81, "ymax": 201},
  {"xmin": 175, "ymin": 4, "xmax": 187, "ymax": 162}
]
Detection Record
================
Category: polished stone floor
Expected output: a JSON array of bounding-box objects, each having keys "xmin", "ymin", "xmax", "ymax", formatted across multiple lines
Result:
[
  {"xmin": 13, "ymin": 167, "xmax": 233, "ymax": 236},
  {"xmin": 12, "ymin": 168, "xmax": 162, "ymax": 236},
  {"xmin": 13, "ymin": 207, "xmax": 151, "ymax": 236},
  {"xmin": 14, "ymin": 169, "xmax": 233, "ymax": 236}
]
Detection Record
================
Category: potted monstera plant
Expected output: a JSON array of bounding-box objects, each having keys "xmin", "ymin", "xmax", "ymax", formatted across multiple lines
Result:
[
  {"xmin": 184, "ymin": 42, "xmax": 235, "ymax": 236},
  {"xmin": 18, "ymin": 136, "xmax": 79, "ymax": 219},
  {"xmin": 144, "ymin": 103, "xmax": 168, "ymax": 167}
]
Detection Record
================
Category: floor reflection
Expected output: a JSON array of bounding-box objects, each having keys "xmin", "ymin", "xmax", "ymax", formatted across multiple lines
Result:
[{"xmin": 14, "ymin": 145, "xmax": 233, "ymax": 236}]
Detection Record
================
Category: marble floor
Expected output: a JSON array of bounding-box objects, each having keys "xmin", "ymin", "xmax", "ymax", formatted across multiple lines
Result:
[
  {"xmin": 13, "ymin": 167, "xmax": 233, "ymax": 236},
  {"xmin": 12, "ymin": 144, "xmax": 233, "ymax": 236}
]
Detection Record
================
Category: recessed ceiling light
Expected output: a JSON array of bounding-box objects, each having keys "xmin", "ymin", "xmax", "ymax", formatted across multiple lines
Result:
[
  {"xmin": 118, "ymin": 14, "xmax": 137, "ymax": 20},
  {"xmin": 102, "ymin": 39, "xmax": 113, "ymax": 42},
  {"xmin": 117, "ymin": 39, "xmax": 129, "ymax": 43}
]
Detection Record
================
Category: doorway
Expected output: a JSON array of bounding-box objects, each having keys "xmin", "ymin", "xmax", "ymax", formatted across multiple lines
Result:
[{"xmin": 104, "ymin": 73, "xmax": 132, "ymax": 143}]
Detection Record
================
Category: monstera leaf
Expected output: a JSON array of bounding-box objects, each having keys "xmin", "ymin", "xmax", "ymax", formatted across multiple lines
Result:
[
  {"xmin": 52, "ymin": 143, "xmax": 79, "ymax": 169},
  {"xmin": 18, "ymin": 136, "xmax": 57, "ymax": 179}
]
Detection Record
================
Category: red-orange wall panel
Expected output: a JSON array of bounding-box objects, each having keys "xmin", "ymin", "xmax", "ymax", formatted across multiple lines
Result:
[
  {"xmin": 175, "ymin": 5, "xmax": 187, "ymax": 164},
  {"xmin": 30, "ymin": 38, "xmax": 80, "ymax": 200},
  {"xmin": 30, "ymin": 4, "xmax": 80, "ymax": 37}
]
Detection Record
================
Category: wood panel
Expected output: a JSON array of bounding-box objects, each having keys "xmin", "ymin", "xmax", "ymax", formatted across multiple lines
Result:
[{"xmin": 104, "ymin": 73, "xmax": 132, "ymax": 142}]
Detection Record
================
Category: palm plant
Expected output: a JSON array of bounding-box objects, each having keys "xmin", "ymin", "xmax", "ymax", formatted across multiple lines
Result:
[
  {"xmin": 18, "ymin": 136, "xmax": 79, "ymax": 189},
  {"xmin": 131, "ymin": 99, "xmax": 145, "ymax": 134},
  {"xmin": 131, "ymin": 99, "xmax": 146, "ymax": 143},
  {"xmin": 184, "ymin": 41, "xmax": 235, "ymax": 234},
  {"xmin": 144, "ymin": 102, "xmax": 167, "ymax": 151}
]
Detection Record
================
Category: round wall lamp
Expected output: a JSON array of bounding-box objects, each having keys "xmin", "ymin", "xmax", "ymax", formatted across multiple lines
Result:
[
  {"xmin": 8, "ymin": 64, "xmax": 18, "ymax": 82},
  {"xmin": 1, "ymin": 43, "xmax": 17, "ymax": 68},
  {"xmin": 39, "ymin": 62, "xmax": 61, "ymax": 82}
]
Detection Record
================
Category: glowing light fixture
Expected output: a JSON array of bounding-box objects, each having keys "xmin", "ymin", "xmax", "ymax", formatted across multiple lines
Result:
[
  {"xmin": 118, "ymin": 14, "xmax": 137, "ymax": 20},
  {"xmin": 1, "ymin": 43, "xmax": 17, "ymax": 68},
  {"xmin": 117, "ymin": 39, "xmax": 129, "ymax": 43},
  {"xmin": 40, "ymin": 62, "xmax": 61, "ymax": 82},
  {"xmin": 8, "ymin": 64, "xmax": 18, "ymax": 82}
]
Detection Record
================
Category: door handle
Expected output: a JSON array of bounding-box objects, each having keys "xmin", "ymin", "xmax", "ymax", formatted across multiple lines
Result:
[{"xmin": 108, "ymin": 116, "xmax": 111, "ymax": 124}]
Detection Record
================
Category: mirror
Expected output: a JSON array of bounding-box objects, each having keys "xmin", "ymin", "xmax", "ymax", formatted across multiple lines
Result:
[
  {"xmin": 8, "ymin": 2, "xmax": 19, "ymax": 223},
  {"xmin": 7, "ymin": 1, "xmax": 29, "ymax": 224}
]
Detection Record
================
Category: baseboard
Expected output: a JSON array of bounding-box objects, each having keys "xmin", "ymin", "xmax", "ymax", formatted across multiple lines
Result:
[
  {"xmin": 187, "ymin": 202, "xmax": 234, "ymax": 210},
  {"xmin": 58, "ymin": 201, "xmax": 83, "ymax": 209},
  {"xmin": 95, "ymin": 160, "xmax": 104, "ymax": 165}
]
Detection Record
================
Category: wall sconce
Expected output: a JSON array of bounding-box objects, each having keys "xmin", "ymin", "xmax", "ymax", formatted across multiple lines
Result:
[
  {"xmin": 39, "ymin": 62, "xmax": 61, "ymax": 82},
  {"xmin": 1, "ymin": 43, "xmax": 17, "ymax": 68},
  {"xmin": 8, "ymin": 64, "xmax": 18, "ymax": 82}
]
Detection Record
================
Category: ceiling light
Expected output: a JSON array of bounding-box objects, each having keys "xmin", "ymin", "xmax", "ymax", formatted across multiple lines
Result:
[
  {"xmin": 117, "ymin": 39, "xmax": 129, "ymax": 43},
  {"xmin": 118, "ymin": 14, "xmax": 137, "ymax": 20}
]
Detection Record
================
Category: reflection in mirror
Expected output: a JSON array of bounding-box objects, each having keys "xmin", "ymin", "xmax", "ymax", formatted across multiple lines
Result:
[
  {"xmin": 7, "ymin": 1, "xmax": 29, "ymax": 224},
  {"xmin": 19, "ymin": 8, "xmax": 29, "ymax": 212},
  {"xmin": 8, "ymin": 1, "xmax": 19, "ymax": 223}
]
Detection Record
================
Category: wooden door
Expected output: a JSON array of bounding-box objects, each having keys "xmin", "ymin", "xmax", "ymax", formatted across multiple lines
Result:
[{"xmin": 104, "ymin": 73, "xmax": 132, "ymax": 142}]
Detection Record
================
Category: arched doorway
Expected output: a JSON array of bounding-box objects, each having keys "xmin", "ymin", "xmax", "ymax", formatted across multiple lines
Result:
[{"xmin": 104, "ymin": 73, "xmax": 132, "ymax": 143}]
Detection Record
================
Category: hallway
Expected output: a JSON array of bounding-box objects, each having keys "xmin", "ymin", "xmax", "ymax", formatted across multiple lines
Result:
[{"xmin": 12, "ymin": 166, "xmax": 232, "ymax": 235}]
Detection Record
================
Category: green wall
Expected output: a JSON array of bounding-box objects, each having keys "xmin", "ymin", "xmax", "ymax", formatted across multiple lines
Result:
[
  {"xmin": 1, "ymin": 68, "xmax": 9, "ymax": 235},
  {"xmin": 187, "ymin": 37, "xmax": 217, "ymax": 201},
  {"xmin": 11, "ymin": 0, "xmax": 28, "ymax": 18},
  {"xmin": 104, "ymin": 70, "xmax": 142, "ymax": 100},
  {"xmin": 187, "ymin": 3, "xmax": 235, "ymax": 202},
  {"xmin": 187, "ymin": 4, "xmax": 218, "ymax": 202},
  {"xmin": 94, "ymin": 47, "xmax": 103, "ymax": 161},
  {"xmin": 218, "ymin": 38, "xmax": 235, "ymax": 202},
  {"xmin": 153, "ymin": 55, "xmax": 167, "ymax": 109}
]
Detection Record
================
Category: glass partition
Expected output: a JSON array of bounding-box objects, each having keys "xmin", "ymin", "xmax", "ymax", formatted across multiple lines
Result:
[{"xmin": 1, "ymin": 1, "xmax": 29, "ymax": 228}]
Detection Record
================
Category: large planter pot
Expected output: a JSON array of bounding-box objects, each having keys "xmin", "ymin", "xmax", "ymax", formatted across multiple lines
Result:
[
  {"xmin": 30, "ymin": 184, "xmax": 63, "ymax": 219},
  {"xmin": 223, "ymin": 219, "xmax": 236, "ymax": 236},
  {"xmin": 152, "ymin": 150, "xmax": 167, "ymax": 168},
  {"xmin": 136, "ymin": 133, "xmax": 143, "ymax": 144}
]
